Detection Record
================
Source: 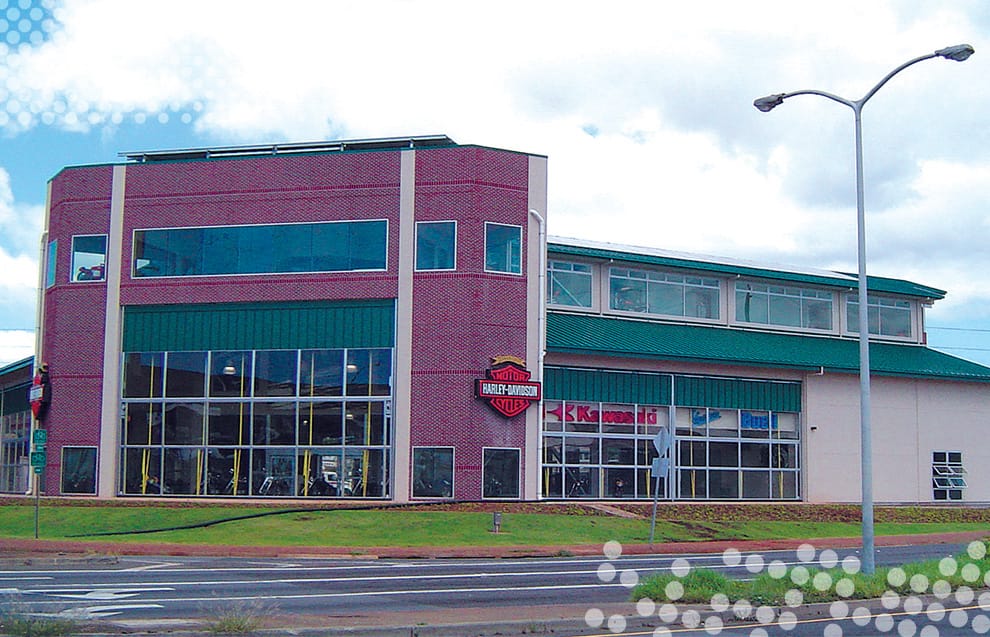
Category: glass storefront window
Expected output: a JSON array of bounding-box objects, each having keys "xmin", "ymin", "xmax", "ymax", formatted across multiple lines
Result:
[
  {"xmin": 164, "ymin": 403, "xmax": 205, "ymax": 445},
  {"xmin": 252, "ymin": 402, "xmax": 296, "ymax": 446},
  {"xmin": 165, "ymin": 352, "xmax": 207, "ymax": 397},
  {"xmin": 543, "ymin": 401, "xmax": 564, "ymax": 432},
  {"xmin": 254, "ymin": 351, "xmax": 297, "ymax": 397},
  {"xmin": 123, "ymin": 403, "xmax": 162, "ymax": 446},
  {"xmin": 413, "ymin": 447, "xmax": 454, "ymax": 498},
  {"xmin": 301, "ymin": 349, "xmax": 344, "ymax": 396},
  {"xmin": 61, "ymin": 447, "xmax": 97, "ymax": 494},
  {"xmin": 483, "ymin": 448, "xmax": 520, "ymax": 499},
  {"xmin": 210, "ymin": 351, "xmax": 253, "ymax": 398},
  {"xmin": 123, "ymin": 352, "xmax": 164, "ymax": 398}
]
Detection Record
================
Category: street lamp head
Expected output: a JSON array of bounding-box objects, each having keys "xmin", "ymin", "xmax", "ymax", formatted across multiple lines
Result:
[
  {"xmin": 935, "ymin": 44, "xmax": 975, "ymax": 62},
  {"xmin": 754, "ymin": 93, "xmax": 786, "ymax": 112}
]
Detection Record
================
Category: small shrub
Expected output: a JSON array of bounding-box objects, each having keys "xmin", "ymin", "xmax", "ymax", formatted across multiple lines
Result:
[
  {"xmin": 0, "ymin": 610, "xmax": 79, "ymax": 637},
  {"xmin": 201, "ymin": 598, "xmax": 275, "ymax": 634}
]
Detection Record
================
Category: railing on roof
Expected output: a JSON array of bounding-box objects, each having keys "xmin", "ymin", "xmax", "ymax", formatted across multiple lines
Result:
[{"xmin": 120, "ymin": 135, "xmax": 456, "ymax": 163}]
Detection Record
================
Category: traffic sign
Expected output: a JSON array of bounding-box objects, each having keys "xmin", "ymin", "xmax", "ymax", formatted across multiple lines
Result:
[
  {"xmin": 32, "ymin": 429, "xmax": 47, "ymax": 445},
  {"xmin": 30, "ymin": 450, "xmax": 46, "ymax": 468},
  {"xmin": 652, "ymin": 426, "xmax": 670, "ymax": 455}
]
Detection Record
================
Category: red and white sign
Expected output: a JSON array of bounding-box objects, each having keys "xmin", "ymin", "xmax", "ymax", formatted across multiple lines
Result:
[
  {"xmin": 30, "ymin": 368, "xmax": 51, "ymax": 421},
  {"xmin": 476, "ymin": 356, "xmax": 541, "ymax": 418}
]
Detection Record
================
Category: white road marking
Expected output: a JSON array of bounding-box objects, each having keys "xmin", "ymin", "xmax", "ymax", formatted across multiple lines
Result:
[{"xmin": 56, "ymin": 604, "xmax": 165, "ymax": 619}]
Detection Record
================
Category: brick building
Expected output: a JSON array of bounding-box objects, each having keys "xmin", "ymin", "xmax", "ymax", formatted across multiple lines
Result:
[{"xmin": 14, "ymin": 135, "xmax": 990, "ymax": 503}]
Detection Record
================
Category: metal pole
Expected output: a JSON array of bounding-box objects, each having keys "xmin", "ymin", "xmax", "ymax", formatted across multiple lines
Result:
[
  {"xmin": 649, "ymin": 474, "xmax": 660, "ymax": 545},
  {"xmin": 754, "ymin": 45, "xmax": 974, "ymax": 575},
  {"xmin": 853, "ymin": 104, "xmax": 875, "ymax": 575},
  {"xmin": 34, "ymin": 473, "xmax": 40, "ymax": 539}
]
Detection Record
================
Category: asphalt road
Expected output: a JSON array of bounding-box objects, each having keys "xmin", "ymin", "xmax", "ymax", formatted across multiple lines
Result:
[{"xmin": 1, "ymin": 542, "xmax": 988, "ymax": 636}]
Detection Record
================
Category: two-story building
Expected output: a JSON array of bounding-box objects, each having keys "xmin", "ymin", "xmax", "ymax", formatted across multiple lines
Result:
[{"xmin": 8, "ymin": 135, "xmax": 987, "ymax": 503}]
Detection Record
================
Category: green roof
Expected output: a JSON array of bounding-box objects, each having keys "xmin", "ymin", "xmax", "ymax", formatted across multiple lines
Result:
[
  {"xmin": 547, "ymin": 312, "xmax": 990, "ymax": 382},
  {"xmin": 548, "ymin": 240, "xmax": 946, "ymax": 300}
]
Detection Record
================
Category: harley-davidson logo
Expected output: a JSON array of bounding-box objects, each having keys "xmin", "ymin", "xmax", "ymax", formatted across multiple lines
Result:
[{"xmin": 476, "ymin": 356, "xmax": 542, "ymax": 418}]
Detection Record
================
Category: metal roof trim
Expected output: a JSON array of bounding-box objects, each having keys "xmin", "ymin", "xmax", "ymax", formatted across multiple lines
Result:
[{"xmin": 548, "ymin": 236, "xmax": 946, "ymax": 300}]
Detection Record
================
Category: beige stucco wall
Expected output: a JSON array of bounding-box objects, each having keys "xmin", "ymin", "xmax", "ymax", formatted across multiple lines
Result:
[{"xmin": 804, "ymin": 372, "xmax": 990, "ymax": 503}]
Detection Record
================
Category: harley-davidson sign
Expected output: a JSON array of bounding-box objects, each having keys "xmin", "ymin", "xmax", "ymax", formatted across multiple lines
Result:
[{"xmin": 476, "ymin": 356, "xmax": 541, "ymax": 418}]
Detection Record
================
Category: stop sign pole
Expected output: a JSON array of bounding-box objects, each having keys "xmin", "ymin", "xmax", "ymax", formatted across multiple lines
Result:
[
  {"xmin": 29, "ymin": 364, "xmax": 50, "ymax": 539},
  {"xmin": 649, "ymin": 426, "xmax": 671, "ymax": 545}
]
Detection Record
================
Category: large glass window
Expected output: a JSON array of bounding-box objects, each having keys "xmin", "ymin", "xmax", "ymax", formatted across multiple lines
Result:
[
  {"xmin": 846, "ymin": 295, "xmax": 913, "ymax": 338},
  {"xmin": 542, "ymin": 400, "xmax": 670, "ymax": 500},
  {"xmin": 485, "ymin": 223, "xmax": 522, "ymax": 274},
  {"xmin": 416, "ymin": 221, "xmax": 456, "ymax": 271},
  {"xmin": 548, "ymin": 260, "xmax": 593, "ymax": 308},
  {"xmin": 121, "ymin": 347, "xmax": 392, "ymax": 499},
  {"xmin": 610, "ymin": 268, "xmax": 719, "ymax": 319},
  {"xmin": 413, "ymin": 447, "xmax": 454, "ymax": 498},
  {"xmin": 71, "ymin": 235, "xmax": 107, "ymax": 282},
  {"xmin": 674, "ymin": 406, "xmax": 800, "ymax": 501},
  {"xmin": 735, "ymin": 282, "xmax": 832, "ymax": 330},
  {"xmin": 133, "ymin": 220, "xmax": 388, "ymax": 278},
  {"xmin": 483, "ymin": 448, "xmax": 520, "ymax": 499}
]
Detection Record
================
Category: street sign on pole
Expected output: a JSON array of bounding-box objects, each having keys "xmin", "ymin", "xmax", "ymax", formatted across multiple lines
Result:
[
  {"xmin": 30, "ymin": 450, "xmax": 46, "ymax": 469},
  {"xmin": 32, "ymin": 429, "xmax": 47, "ymax": 445}
]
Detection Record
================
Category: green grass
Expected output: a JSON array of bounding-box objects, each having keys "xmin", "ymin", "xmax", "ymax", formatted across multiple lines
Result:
[
  {"xmin": 632, "ymin": 540, "xmax": 990, "ymax": 606},
  {"xmin": 0, "ymin": 504, "xmax": 988, "ymax": 548}
]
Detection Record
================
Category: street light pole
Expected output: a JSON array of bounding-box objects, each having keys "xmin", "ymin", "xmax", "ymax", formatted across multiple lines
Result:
[{"xmin": 754, "ymin": 44, "xmax": 974, "ymax": 575}]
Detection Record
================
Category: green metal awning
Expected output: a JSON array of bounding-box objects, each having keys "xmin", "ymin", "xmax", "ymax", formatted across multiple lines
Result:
[{"xmin": 547, "ymin": 312, "xmax": 990, "ymax": 382}]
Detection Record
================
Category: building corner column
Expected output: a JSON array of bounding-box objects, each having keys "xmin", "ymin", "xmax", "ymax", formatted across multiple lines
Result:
[
  {"xmin": 97, "ymin": 165, "xmax": 127, "ymax": 499},
  {"xmin": 392, "ymin": 150, "xmax": 416, "ymax": 503},
  {"xmin": 525, "ymin": 155, "xmax": 548, "ymax": 500}
]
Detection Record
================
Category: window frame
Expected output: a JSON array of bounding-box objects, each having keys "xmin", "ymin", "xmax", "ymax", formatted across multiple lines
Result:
[
  {"xmin": 932, "ymin": 450, "xmax": 967, "ymax": 501},
  {"xmin": 608, "ymin": 267, "xmax": 721, "ymax": 321},
  {"xmin": 45, "ymin": 239, "xmax": 58, "ymax": 288},
  {"xmin": 482, "ymin": 447, "xmax": 521, "ymax": 500},
  {"xmin": 845, "ymin": 294, "xmax": 914, "ymax": 340},
  {"xmin": 131, "ymin": 219, "xmax": 390, "ymax": 279},
  {"xmin": 484, "ymin": 222, "xmax": 523, "ymax": 275},
  {"xmin": 70, "ymin": 234, "xmax": 108, "ymax": 283},
  {"xmin": 734, "ymin": 281, "xmax": 833, "ymax": 332},
  {"xmin": 415, "ymin": 220, "xmax": 457, "ymax": 272},
  {"xmin": 547, "ymin": 260, "xmax": 594, "ymax": 309},
  {"xmin": 60, "ymin": 446, "xmax": 98, "ymax": 495},
  {"xmin": 411, "ymin": 446, "xmax": 455, "ymax": 499}
]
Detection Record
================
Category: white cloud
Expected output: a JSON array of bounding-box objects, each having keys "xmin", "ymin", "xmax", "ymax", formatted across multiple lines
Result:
[
  {"xmin": 0, "ymin": 330, "xmax": 33, "ymax": 367},
  {"xmin": 0, "ymin": 0, "xmax": 988, "ymax": 356}
]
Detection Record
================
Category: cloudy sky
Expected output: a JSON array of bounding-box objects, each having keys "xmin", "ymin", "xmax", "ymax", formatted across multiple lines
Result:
[{"xmin": 1, "ymin": 0, "xmax": 988, "ymax": 367}]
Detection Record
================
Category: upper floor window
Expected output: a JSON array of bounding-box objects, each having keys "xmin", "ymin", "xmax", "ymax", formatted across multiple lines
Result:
[
  {"xmin": 548, "ymin": 260, "xmax": 592, "ymax": 308},
  {"xmin": 415, "ymin": 221, "xmax": 456, "ymax": 271},
  {"xmin": 846, "ymin": 295, "xmax": 912, "ymax": 338},
  {"xmin": 133, "ymin": 220, "xmax": 387, "ymax": 278},
  {"xmin": 45, "ymin": 239, "xmax": 57, "ymax": 288},
  {"xmin": 71, "ymin": 235, "xmax": 107, "ymax": 282},
  {"xmin": 485, "ymin": 223, "xmax": 521, "ymax": 275},
  {"xmin": 609, "ymin": 267, "xmax": 719, "ymax": 320},
  {"xmin": 735, "ymin": 282, "xmax": 832, "ymax": 330}
]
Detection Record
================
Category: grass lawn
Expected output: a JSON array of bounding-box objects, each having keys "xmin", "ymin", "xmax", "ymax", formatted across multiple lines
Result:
[{"xmin": 0, "ymin": 503, "xmax": 988, "ymax": 548}]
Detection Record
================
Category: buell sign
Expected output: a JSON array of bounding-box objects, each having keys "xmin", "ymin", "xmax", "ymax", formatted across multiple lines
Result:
[
  {"xmin": 476, "ymin": 356, "xmax": 541, "ymax": 418},
  {"xmin": 29, "ymin": 364, "xmax": 51, "ymax": 422}
]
